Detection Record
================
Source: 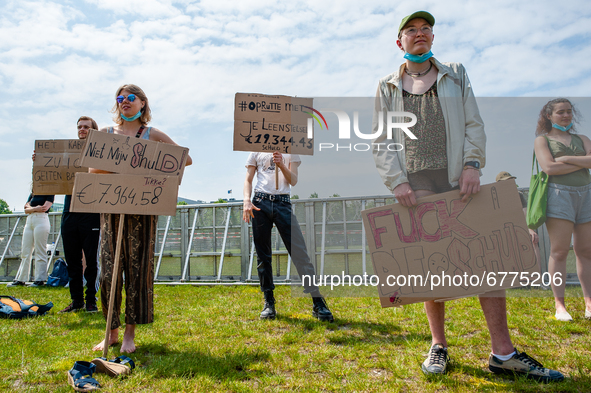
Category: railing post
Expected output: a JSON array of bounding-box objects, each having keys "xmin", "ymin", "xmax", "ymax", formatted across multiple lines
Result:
[
  {"xmin": 155, "ymin": 215, "xmax": 172, "ymax": 280},
  {"xmin": 180, "ymin": 208, "xmax": 188, "ymax": 277},
  {"xmin": 304, "ymin": 201, "xmax": 316, "ymax": 269},
  {"xmin": 240, "ymin": 207, "xmax": 250, "ymax": 281},
  {"xmin": 0, "ymin": 217, "xmax": 21, "ymax": 271},
  {"xmin": 216, "ymin": 206, "xmax": 232, "ymax": 281}
]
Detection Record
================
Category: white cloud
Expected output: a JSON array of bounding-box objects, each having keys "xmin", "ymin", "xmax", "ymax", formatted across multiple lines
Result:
[
  {"xmin": 0, "ymin": 0, "xmax": 590, "ymax": 209},
  {"xmin": 83, "ymin": 0, "xmax": 181, "ymax": 17}
]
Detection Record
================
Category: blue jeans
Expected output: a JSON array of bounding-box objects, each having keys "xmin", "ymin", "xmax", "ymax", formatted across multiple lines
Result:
[{"xmin": 252, "ymin": 193, "xmax": 319, "ymax": 294}]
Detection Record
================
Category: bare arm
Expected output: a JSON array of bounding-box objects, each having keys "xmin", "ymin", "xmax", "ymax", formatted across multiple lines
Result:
[
  {"xmin": 554, "ymin": 134, "xmax": 591, "ymax": 168},
  {"xmin": 25, "ymin": 201, "xmax": 52, "ymax": 214},
  {"xmin": 273, "ymin": 152, "xmax": 298, "ymax": 186},
  {"xmin": 393, "ymin": 183, "xmax": 417, "ymax": 207},
  {"xmin": 242, "ymin": 166, "xmax": 260, "ymax": 223},
  {"xmin": 523, "ymin": 207, "xmax": 539, "ymax": 245},
  {"xmin": 534, "ymin": 136, "xmax": 583, "ymax": 175},
  {"xmin": 458, "ymin": 167, "xmax": 481, "ymax": 203},
  {"xmin": 149, "ymin": 128, "xmax": 192, "ymax": 166}
]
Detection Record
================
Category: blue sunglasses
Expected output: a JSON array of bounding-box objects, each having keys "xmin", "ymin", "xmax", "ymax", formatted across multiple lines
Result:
[{"xmin": 117, "ymin": 94, "xmax": 136, "ymax": 103}]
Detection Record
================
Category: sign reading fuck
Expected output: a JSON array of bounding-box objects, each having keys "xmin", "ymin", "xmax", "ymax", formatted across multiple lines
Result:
[{"xmin": 361, "ymin": 180, "xmax": 542, "ymax": 307}]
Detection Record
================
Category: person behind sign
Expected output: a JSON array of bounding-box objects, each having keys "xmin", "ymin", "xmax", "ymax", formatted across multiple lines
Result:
[
  {"xmin": 533, "ymin": 98, "xmax": 591, "ymax": 321},
  {"xmin": 7, "ymin": 193, "xmax": 54, "ymax": 287},
  {"xmin": 243, "ymin": 151, "xmax": 334, "ymax": 321},
  {"xmin": 58, "ymin": 116, "xmax": 101, "ymax": 313},
  {"xmin": 372, "ymin": 11, "xmax": 563, "ymax": 382},
  {"xmin": 91, "ymin": 84, "xmax": 192, "ymax": 353},
  {"xmin": 495, "ymin": 171, "xmax": 541, "ymax": 270}
]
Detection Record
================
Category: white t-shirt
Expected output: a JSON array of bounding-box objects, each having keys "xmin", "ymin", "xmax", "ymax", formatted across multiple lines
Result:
[{"xmin": 245, "ymin": 152, "xmax": 301, "ymax": 195}]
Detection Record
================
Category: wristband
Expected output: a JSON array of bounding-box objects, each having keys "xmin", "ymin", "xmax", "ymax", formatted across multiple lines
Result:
[{"xmin": 464, "ymin": 160, "xmax": 480, "ymax": 169}]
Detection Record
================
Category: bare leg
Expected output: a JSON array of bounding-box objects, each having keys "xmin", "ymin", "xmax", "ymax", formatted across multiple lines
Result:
[
  {"xmin": 479, "ymin": 292, "xmax": 514, "ymax": 355},
  {"xmin": 425, "ymin": 300, "xmax": 447, "ymax": 346},
  {"xmin": 573, "ymin": 222, "xmax": 591, "ymax": 312},
  {"xmin": 92, "ymin": 328, "xmax": 119, "ymax": 351},
  {"xmin": 546, "ymin": 218, "xmax": 575, "ymax": 314},
  {"xmin": 413, "ymin": 190, "xmax": 448, "ymax": 346},
  {"xmin": 120, "ymin": 324, "xmax": 136, "ymax": 353}
]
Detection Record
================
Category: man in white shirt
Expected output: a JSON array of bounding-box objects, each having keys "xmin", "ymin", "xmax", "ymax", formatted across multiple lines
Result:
[{"xmin": 243, "ymin": 151, "xmax": 333, "ymax": 321}]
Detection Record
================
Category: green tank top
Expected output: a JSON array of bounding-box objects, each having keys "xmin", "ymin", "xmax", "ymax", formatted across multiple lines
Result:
[{"xmin": 546, "ymin": 134, "xmax": 591, "ymax": 186}]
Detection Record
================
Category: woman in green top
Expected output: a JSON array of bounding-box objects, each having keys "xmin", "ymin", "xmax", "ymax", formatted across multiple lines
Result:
[{"xmin": 534, "ymin": 98, "xmax": 591, "ymax": 321}]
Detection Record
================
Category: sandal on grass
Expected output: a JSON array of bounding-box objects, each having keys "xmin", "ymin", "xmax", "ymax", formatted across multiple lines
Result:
[
  {"xmin": 67, "ymin": 361, "xmax": 100, "ymax": 392},
  {"xmin": 91, "ymin": 355, "xmax": 135, "ymax": 377}
]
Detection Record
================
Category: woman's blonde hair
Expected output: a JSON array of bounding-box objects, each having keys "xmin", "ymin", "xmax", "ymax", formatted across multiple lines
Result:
[{"xmin": 111, "ymin": 84, "xmax": 152, "ymax": 126}]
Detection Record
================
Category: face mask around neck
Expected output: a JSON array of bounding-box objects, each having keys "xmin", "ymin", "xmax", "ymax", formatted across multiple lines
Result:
[
  {"xmin": 121, "ymin": 110, "xmax": 142, "ymax": 122},
  {"xmin": 552, "ymin": 123, "xmax": 573, "ymax": 132},
  {"xmin": 403, "ymin": 50, "xmax": 433, "ymax": 64}
]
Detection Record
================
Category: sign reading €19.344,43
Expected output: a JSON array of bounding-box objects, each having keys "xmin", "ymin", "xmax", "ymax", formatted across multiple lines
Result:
[{"xmin": 234, "ymin": 93, "xmax": 315, "ymax": 155}]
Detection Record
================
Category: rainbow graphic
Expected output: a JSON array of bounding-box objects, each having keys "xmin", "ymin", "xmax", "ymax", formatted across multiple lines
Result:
[{"xmin": 302, "ymin": 106, "xmax": 328, "ymax": 130}]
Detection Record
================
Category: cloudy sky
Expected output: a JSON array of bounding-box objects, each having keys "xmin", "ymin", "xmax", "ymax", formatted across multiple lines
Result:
[{"xmin": 1, "ymin": 0, "xmax": 590, "ymax": 211}]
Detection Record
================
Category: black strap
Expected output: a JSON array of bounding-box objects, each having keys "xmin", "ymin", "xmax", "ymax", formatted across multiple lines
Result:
[{"xmin": 135, "ymin": 126, "xmax": 145, "ymax": 138}]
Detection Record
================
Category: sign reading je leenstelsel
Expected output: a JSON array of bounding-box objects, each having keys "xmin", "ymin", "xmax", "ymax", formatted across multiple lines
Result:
[
  {"xmin": 361, "ymin": 180, "xmax": 540, "ymax": 307},
  {"xmin": 234, "ymin": 93, "xmax": 314, "ymax": 155},
  {"xmin": 70, "ymin": 130, "xmax": 189, "ymax": 216}
]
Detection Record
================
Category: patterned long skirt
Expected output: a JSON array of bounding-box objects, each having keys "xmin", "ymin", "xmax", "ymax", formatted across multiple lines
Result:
[{"xmin": 99, "ymin": 213, "xmax": 157, "ymax": 329}]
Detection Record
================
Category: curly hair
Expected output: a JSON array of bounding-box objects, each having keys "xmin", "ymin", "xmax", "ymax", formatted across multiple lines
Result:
[
  {"xmin": 111, "ymin": 84, "xmax": 152, "ymax": 126},
  {"xmin": 535, "ymin": 98, "xmax": 580, "ymax": 136}
]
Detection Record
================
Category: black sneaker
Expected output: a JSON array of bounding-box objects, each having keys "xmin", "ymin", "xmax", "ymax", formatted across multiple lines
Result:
[
  {"xmin": 489, "ymin": 348, "xmax": 565, "ymax": 383},
  {"xmin": 28, "ymin": 281, "xmax": 45, "ymax": 287},
  {"xmin": 421, "ymin": 343, "xmax": 449, "ymax": 375},
  {"xmin": 59, "ymin": 302, "xmax": 84, "ymax": 313},
  {"xmin": 7, "ymin": 280, "xmax": 26, "ymax": 287},
  {"xmin": 86, "ymin": 302, "xmax": 98, "ymax": 313}
]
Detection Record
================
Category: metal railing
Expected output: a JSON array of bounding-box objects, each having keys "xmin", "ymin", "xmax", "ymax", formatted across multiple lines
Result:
[{"xmin": 0, "ymin": 194, "xmax": 576, "ymax": 285}]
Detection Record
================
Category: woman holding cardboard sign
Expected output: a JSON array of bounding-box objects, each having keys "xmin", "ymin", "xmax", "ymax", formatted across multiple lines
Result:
[
  {"xmin": 91, "ymin": 84, "xmax": 192, "ymax": 353},
  {"xmin": 533, "ymin": 98, "xmax": 591, "ymax": 321}
]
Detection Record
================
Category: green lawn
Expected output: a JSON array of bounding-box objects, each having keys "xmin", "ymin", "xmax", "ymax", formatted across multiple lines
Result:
[{"xmin": 1, "ymin": 285, "xmax": 590, "ymax": 392}]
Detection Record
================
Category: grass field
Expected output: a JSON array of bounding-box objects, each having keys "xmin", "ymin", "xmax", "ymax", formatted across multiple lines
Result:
[{"xmin": 1, "ymin": 284, "xmax": 590, "ymax": 392}]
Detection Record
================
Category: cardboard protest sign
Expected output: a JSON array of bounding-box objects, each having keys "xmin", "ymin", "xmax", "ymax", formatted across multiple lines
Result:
[
  {"xmin": 361, "ymin": 180, "xmax": 540, "ymax": 307},
  {"xmin": 70, "ymin": 173, "xmax": 179, "ymax": 216},
  {"xmin": 234, "ymin": 93, "xmax": 315, "ymax": 155},
  {"xmin": 79, "ymin": 130, "xmax": 189, "ymax": 182},
  {"xmin": 32, "ymin": 139, "xmax": 87, "ymax": 195}
]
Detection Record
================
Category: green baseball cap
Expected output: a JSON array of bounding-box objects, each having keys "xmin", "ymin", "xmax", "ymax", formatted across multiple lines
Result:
[{"xmin": 398, "ymin": 11, "xmax": 435, "ymax": 35}]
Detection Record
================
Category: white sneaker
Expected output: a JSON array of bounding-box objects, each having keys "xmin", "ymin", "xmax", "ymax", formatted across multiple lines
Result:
[
  {"xmin": 585, "ymin": 309, "xmax": 591, "ymax": 320},
  {"xmin": 555, "ymin": 311, "xmax": 573, "ymax": 321}
]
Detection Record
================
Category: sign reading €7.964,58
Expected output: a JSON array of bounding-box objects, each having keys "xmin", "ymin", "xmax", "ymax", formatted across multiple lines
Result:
[
  {"xmin": 69, "ymin": 129, "xmax": 189, "ymax": 216},
  {"xmin": 234, "ymin": 93, "xmax": 314, "ymax": 155}
]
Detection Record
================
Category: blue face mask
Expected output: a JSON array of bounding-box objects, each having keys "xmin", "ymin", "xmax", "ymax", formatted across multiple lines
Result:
[
  {"xmin": 403, "ymin": 50, "xmax": 434, "ymax": 63},
  {"xmin": 552, "ymin": 123, "xmax": 573, "ymax": 132},
  {"xmin": 121, "ymin": 110, "xmax": 142, "ymax": 122}
]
